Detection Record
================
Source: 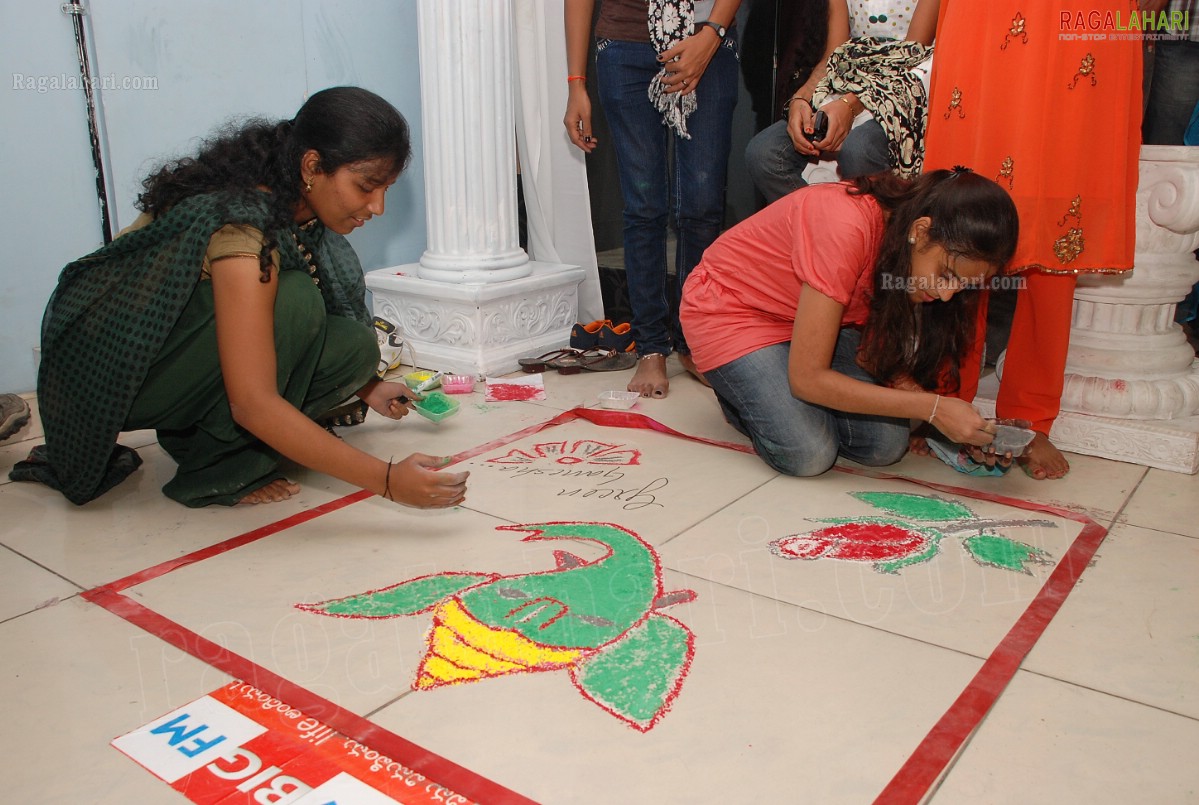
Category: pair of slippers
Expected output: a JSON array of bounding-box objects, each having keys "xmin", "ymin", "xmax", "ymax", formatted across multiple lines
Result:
[
  {"xmin": 519, "ymin": 346, "xmax": 637, "ymax": 374},
  {"xmin": 570, "ymin": 320, "xmax": 635, "ymax": 353}
]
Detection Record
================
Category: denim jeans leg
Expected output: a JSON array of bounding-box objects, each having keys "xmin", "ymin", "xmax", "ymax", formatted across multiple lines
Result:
[
  {"xmin": 705, "ymin": 342, "xmax": 841, "ymax": 476},
  {"xmin": 744, "ymin": 119, "xmax": 812, "ymax": 205},
  {"xmin": 705, "ymin": 330, "xmax": 909, "ymax": 475},
  {"xmin": 596, "ymin": 41, "xmax": 672, "ymax": 357},
  {"xmin": 673, "ymin": 42, "xmax": 740, "ymax": 354},
  {"xmin": 827, "ymin": 328, "xmax": 910, "ymax": 466},
  {"xmin": 1144, "ymin": 40, "xmax": 1199, "ymax": 145},
  {"xmin": 837, "ymin": 119, "xmax": 891, "ymax": 178}
]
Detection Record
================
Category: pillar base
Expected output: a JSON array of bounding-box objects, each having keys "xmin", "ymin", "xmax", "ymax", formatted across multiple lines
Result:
[
  {"xmin": 365, "ymin": 261, "xmax": 585, "ymax": 377},
  {"xmin": 975, "ymin": 375, "xmax": 1199, "ymax": 475}
]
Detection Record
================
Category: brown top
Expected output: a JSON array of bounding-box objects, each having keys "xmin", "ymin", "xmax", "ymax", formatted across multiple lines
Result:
[
  {"xmin": 122, "ymin": 211, "xmax": 272, "ymax": 279},
  {"xmin": 595, "ymin": 0, "xmax": 717, "ymax": 44},
  {"xmin": 595, "ymin": 0, "xmax": 651, "ymax": 43}
]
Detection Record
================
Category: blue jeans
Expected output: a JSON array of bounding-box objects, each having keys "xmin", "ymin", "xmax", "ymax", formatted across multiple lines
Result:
[
  {"xmin": 596, "ymin": 37, "xmax": 739, "ymax": 356},
  {"xmin": 704, "ymin": 329, "xmax": 909, "ymax": 476},
  {"xmin": 744, "ymin": 117, "xmax": 890, "ymax": 205},
  {"xmin": 1144, "ymin": 40, "xmax": 1199, "ymax": 145}
]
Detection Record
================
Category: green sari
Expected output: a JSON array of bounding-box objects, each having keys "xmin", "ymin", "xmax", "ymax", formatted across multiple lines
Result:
[{"xmin": 12, "ymin": 190, "xmax": 374, "ymax": 505}]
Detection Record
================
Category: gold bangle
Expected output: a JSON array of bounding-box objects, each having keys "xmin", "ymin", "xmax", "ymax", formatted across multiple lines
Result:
[{"xmin": 840, "ymin": 96, "xmax": 855, "ymax": 111}]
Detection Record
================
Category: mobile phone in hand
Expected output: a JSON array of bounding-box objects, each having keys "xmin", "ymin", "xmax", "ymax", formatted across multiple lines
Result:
[{"xmin": 805, "ymin": 109, "xmax": 829, "ymax": 142}]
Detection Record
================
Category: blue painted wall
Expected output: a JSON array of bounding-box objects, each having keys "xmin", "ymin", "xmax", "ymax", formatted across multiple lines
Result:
[{"xmin": 0, "ymin": 0, "xmax": 426, "ymax": 392}]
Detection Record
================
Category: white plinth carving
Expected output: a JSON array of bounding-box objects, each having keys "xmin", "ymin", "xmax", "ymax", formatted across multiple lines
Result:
[
  {"xmin": 1061, "ymin": 146, "xmax": 1199, "ymax": 420},
  {"xmin": 369, "ymin": 262, "xmax": 585, "ymax": 376},
  {"xmin": 368, "ymin": 0, "xmax": 582, "ymax": 375},
  {"xmin": 984, "ymin": 146, "xmax": 1199, "ymax": 473}
]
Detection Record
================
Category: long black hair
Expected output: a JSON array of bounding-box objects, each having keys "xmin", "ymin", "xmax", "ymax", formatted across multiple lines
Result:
[
  {"xmin": 854, "ymin": 169, "xmax": 1019, "ymax": 392},
  {"xmin": 138, "ymin": 86, "xmax": 411, "ymax": 281}
]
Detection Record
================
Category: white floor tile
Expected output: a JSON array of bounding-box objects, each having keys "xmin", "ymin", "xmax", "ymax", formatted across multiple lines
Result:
[
  {"xmin": 1022, "ymin": 522, "xmax": 1199, "ymax": 718},
  {"xmin": 370, "ymin": 573, "xmax": 983, "ymax": 804},
  {"xmin": 0, "ymin": 545, "xmax": 80, "ymax": 622},
  {"xmin": 457, "ymin": 416, "xmax": 776, "ymax": 542},
  {"xmin": 931, "ymin": 671, "xmax": 1199, "ymax": 805},
  {"xmin": 0, "ymin": 441, "xmax": 333, "ymax": 589},
  {"xmin": 1119, "ymin": 467, "xmax": 1199, "ymax": 538},
  {"xmin": 121, "ymin": 504, "xmax": 530, "ymax": 715},
  {"xmin": 0, "ymin": 597, "xmax": 226, "ymax": 804},
  {"xmin": 660, "ymin": 471, "xmax": 1085, "ymax": 659}
]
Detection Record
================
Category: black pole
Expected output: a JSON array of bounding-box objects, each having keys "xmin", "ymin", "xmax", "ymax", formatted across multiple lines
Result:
[{"xmin": 64, "ymin": 0, "xmax": 113, "ymax": 244}]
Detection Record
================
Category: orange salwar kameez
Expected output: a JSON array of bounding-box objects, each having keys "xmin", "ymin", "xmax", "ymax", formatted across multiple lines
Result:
[{"xmin": 923, "ymin": 1, "xmax": 1142, "ymax": 435}]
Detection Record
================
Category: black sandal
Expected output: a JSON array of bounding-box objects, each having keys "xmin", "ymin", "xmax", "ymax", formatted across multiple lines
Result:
[
  {"xmin": 518, "ymin": 347, "xmax": 608, "ymax": 375},
  {"xmin": 582, "ymin": 350, "xmax": 637, "ymax": 372},
  {"xmin": 316, "ymin": 399, "xmax": 369, "ymax": 434}
]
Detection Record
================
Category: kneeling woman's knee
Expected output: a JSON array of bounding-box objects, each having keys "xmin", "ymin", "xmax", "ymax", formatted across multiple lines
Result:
[
  {"xmin": 757, "ymin": 438, "xmax": 839, "ymax": 478},
  {"xmin": 854, "ymin": 430, "xmax": 909, "ymax": 468}
]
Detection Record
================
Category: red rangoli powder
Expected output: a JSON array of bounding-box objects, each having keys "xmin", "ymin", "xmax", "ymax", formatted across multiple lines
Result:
[{"xmin": 487, "ymin": 383, "xmax": 543, "ymax": 402}]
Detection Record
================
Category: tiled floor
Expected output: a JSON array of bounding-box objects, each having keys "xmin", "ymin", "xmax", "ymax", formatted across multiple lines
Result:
[{"xmin": 2, "ymin": 365, "xmax": 1197, "ymax": 804}]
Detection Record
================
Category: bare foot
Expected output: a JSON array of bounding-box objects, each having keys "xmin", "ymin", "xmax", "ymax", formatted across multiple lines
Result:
[
  {"xmin": 908, "ymin": 433, "xmax": 931, "ymax": 456},
  {"xmin": 236, "ymin": 478, "xmax": 301, "ymax": 504},
  {"xmin": 628, "ymin": 354, "xmax": 669, "ymax": 398},
  {"xmin": 677, "ymin": 353, "xmax": 711, "ymax": 388},
  {"xmin": 1018, "ymin": 432, "xmax": 1070, "ymax": 480}
]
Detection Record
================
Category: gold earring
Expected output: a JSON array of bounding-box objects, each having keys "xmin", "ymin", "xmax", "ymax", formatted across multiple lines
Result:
[
  {"xmin": 908, "ymin": 237, "xmax": 916, "ymax": 244},
  {"xmin": 304, "ymin": 178, "xmax": 313, "ymax": 193}
]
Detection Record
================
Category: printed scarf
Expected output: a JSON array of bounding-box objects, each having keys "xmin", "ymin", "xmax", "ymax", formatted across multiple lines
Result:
[
  {"xmin": 648, "ymin": 0, "xmax": 696, "ymax": 138},
  {"xmin": 813, "ymin": 36, "xmax": 933, "ymax": 177}
]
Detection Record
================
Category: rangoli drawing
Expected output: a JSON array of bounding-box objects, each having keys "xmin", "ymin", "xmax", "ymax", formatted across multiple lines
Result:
[
  {"xmin": 299, "ymin": 522, "xmax": 696, "ymax": 731},
  {"xmin": 770, "ymin": 491, "xmax": 1057, "ymax": 574}
]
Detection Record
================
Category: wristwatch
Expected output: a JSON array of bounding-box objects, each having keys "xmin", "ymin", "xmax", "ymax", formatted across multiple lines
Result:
[{"xmin": 698, "ymin": 20, "xmax": 727, "ymax": 40}]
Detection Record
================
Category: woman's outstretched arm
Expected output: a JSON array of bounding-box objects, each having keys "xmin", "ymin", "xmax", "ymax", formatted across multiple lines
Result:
[
  {"xmin": 787, "ymin": 283, "xmax": 993, "ymax": 446},
  {"xmin": 210, "ymin": 256, "xmax": 468, "ymax": 508}
]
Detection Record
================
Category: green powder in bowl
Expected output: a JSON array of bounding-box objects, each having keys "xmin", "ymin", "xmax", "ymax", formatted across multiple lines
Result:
[{"xmin": 413, "ymin": 391, "xmax": 460, "ymax": 422}]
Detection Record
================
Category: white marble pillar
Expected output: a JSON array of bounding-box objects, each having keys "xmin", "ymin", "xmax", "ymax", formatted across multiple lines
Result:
[
  {"xmin": 365, "ymin": 0, "xmax": 583, "ymax": 376},
  {"xmin": 416, "ymin": 0, "xmax": 529, "ymax": 282},
  {"xmin": 982, "ymin": 146, "xmax": 1199, "ymax": 473}
]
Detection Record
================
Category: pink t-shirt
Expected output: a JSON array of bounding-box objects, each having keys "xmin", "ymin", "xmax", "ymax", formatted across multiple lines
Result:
[{"xmin": 681, "ymin": 183, "xmax": 885, "ymax": 374}]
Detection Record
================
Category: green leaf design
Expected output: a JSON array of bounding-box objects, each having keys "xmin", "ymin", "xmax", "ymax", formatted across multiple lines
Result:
[
  {"xmin": 852, "ymin": 491, "xmax": 975, "ymax": 522},
  {"xmin": 298, "ymin": 572, "xmax": 497, "ymax": 618},
  {"xmin": 962, "ymin": 534, "xmax": 1052, "ymax": 574},
  {"xmin": 574, "ymin": 614, "xmax": 692, "ymax": 730}
]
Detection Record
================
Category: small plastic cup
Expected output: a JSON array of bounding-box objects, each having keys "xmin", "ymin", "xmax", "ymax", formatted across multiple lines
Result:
[
  {"xmin": 987, "ymin": 418, "xmax": 1036, "ymax": 455},
  {"xmin": 403, "ymin": 370, "xmax": 440, "ymax": 391},
  {"xmin": 598, "ymin": 390, "xmax": 639, "ymax": 410},
  {"xmin": 440, "ymin": 374, "xmax": 476, "ymax": 394}
]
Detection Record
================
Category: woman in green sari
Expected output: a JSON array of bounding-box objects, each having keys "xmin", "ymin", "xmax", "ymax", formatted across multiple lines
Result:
[{"xmin": 15, "ymin": 86, "xmax": 468, "ymax": 509}]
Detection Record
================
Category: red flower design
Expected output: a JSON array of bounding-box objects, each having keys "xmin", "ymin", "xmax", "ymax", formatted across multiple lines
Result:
[{"xmin": 772, "ymin": 522, "xmax": 931, "ymax": 564}]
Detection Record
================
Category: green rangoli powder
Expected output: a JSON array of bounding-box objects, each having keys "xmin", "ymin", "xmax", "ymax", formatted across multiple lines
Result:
[{"xmin": 419, "ymin": 394, "xmax": 453, "ymax": 414}]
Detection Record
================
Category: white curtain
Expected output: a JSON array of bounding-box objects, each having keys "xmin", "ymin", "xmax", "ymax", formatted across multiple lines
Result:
[{"xmin": 513, "ymin": 0, "xmax": 605, "ymax": 323}]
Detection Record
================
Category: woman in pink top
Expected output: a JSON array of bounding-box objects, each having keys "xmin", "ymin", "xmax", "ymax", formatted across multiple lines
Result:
[{"xmin": 679, "ymin": 168, "xmax": 1017, "ymax": 476}]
